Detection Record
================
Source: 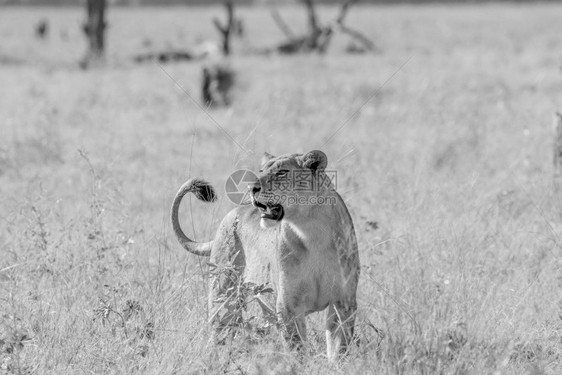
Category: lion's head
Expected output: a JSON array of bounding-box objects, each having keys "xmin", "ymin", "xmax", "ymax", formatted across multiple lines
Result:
[{"xmin": 250, "ymin": 150, "xmax": 336, "ymax": 221}]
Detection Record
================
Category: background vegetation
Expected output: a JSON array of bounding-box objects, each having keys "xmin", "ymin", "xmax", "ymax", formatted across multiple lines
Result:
[
  {"xmin": 3, "ymin": 1, "xmax": 562, "ymax": 6},
  {"xmin": 1, "ymin": 3, "xmax": 561, "ymax": 374}
]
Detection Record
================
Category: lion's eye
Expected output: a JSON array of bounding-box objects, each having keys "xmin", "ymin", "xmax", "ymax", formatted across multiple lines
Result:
[{"xmin": 276, "ymin": 170, "xmax": 289, "ymax": 177}]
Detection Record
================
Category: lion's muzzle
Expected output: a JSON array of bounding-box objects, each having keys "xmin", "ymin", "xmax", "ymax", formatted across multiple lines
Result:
[{"xmin": 251, "ymin": 192, "xmax": 284, "ymax": 221}]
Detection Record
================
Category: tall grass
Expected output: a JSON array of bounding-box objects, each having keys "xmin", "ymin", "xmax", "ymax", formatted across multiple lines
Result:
[{"xmin": 1, "ymin": 3, "xmax": 561, "ymax": 374}]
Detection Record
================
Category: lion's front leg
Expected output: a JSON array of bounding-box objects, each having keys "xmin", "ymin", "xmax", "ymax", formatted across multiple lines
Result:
[
  {"xmin": 325, "ymin": 300, "xmax": 357, "ymax": 361},
  {"xmin": 207, "ymin": 216, "xmax": 246, "ymax": 344},
  {"xmin": 276, "ymin": 296, "xmax": 307, "ymax": 352}
]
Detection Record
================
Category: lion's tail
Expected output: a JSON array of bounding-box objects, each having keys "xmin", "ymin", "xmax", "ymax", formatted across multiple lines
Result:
[{"xmin": 171, "ymin": 178, "xmax": 217, "ymax": 257}]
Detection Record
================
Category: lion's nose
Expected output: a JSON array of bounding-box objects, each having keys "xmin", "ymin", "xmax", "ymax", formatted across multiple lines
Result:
[{"xmin": 250, "ymin": 182, "xmax": 261, "ymax": 195}]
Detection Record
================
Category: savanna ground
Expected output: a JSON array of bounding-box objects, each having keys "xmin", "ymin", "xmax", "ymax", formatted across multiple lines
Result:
[{"xmin": 1, "ymin": 3, "xmax": 562, "ymax": 374}]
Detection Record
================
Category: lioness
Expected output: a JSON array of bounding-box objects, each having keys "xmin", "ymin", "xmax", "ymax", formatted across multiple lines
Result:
[{"xmin": 171, "ymin": 150, "xmax": 360, "ymax": 360}]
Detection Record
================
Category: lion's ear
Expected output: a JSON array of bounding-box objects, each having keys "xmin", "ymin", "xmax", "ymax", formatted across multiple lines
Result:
[
  {"xmin": 301, "ymin": 150, "xmax": 328, "ymax": 171},
  {"xmin": 261, "ymin": 152, "xmax": 275, "ymax": 168}
]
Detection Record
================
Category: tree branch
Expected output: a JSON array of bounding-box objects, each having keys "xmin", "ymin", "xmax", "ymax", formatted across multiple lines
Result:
[
  {"xmin": 337, "ymin": 23, "xmax": 376, "ymax": 51},
  {"xmin": 213, "ymin": 17, "xmax": 226, "ymax": 34},
  {"xmin": 270, "ymin": 8, "xmax": 296, "ymax": 40},
  {"xmin": 301, "ymin": 0, "xmax": 319, "ymax": 34},
  {"xmin": 335, "ymin": 0, "xmax": 356, "ymax": 25}
]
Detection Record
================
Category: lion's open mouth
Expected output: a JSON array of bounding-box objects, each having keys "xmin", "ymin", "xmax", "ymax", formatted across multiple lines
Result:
[{"xmin": 251, "ymin": 197, "xmax": 284, "ymax": 221}]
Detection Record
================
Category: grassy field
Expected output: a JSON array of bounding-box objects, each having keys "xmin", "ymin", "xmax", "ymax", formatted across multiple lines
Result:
[{"xmin": 1, "ymin": 3, "xmax": 562, "ymax": 374}]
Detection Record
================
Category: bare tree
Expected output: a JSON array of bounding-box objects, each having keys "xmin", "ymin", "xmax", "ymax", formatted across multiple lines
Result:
[
  {"xmin": 202, "ymin": 0, "xmax": 240, "ymax": 107},
  {"xmin": 81, "ymin": 0, "xmax": 107, "ymax": 69},
  {"xmin": 271, "ymin": 0, "xmax": 375, "ymax": 55},
  {"xmin": 213, "ymin": 0, "xmax": 236, "ymax": 56}
]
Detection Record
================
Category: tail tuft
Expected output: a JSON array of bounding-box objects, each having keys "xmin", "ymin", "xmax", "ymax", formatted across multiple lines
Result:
[{"xmin": 188, "ymin": 179, "xmax": 217, "ymax": 202}]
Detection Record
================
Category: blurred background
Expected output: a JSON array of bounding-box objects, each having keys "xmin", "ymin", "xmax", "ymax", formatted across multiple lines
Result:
[{"xmin": 1, "ymin": 0, "xmax": 562, "ymax": 374}]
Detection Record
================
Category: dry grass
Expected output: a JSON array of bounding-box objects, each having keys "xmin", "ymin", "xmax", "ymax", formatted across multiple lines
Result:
[{"xmin": 1, "ymin": 3, "xmax": 562, "ymax": 374}]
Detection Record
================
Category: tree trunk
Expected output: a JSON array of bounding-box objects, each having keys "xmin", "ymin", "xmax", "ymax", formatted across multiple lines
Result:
[{"xmin": 81, "ymin": 0, "xmax": 106, "ymax": 68}]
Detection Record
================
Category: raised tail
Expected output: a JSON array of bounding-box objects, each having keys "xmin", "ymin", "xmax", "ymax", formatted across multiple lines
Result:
[{"xmin": 171, "ymin": 178, "xmax": 217, "ymax": 257}]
